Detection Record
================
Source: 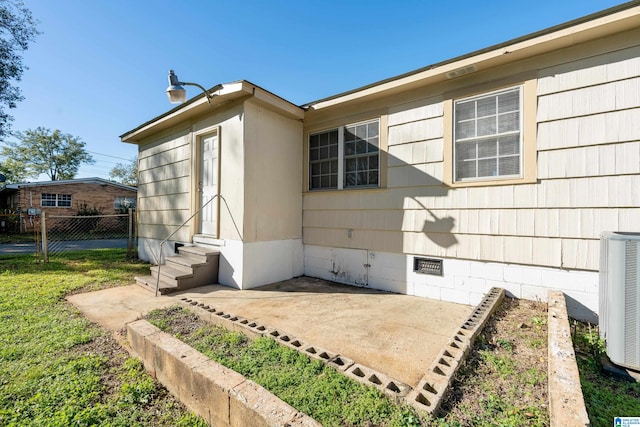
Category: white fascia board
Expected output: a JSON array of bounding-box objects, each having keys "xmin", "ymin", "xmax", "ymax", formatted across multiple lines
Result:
[
  {"xmin": 239, "ymin": 81, "xmax": 305, "ymax": 120},
  {"xmin": 121, "ymin": 81, "xmax": 302, "ymax": 143}
]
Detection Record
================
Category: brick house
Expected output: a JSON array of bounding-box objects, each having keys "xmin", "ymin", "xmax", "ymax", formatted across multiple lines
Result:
[{"xmin": 0, "ymin": 177, "xmax": 137, "ymax": 215}]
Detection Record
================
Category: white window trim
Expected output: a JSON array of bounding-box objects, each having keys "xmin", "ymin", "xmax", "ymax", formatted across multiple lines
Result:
[
  {"xmin": 308, "ymin": 118, "xmax": 380, "ymax": 191},
  {"xmin": 41, "ymin": 193, "xmax": 72, "ymax": 208},
  {"xmin": 453, "ymin": 85, "xmax": 523, "ymax": 183}
]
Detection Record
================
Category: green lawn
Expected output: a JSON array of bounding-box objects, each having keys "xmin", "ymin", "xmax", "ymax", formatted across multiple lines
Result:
[
  {"xmin": 0, "ymin": 249, "xmax": 205, "ymax": 426},
  {"xmin": 572, "ymin": 322, "xmax": 640, "ymax": 427}
]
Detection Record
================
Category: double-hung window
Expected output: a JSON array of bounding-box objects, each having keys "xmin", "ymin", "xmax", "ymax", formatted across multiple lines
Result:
[
  {"xmin": 41, "ymin": 193, "xmax": 71, "ymax": 207},
  {"xmin": 454, "ymin": 86, "xmax": 521, "ymax": 181},
  {"xmin": 309, "ymin": 119, "xmax": 380, "ymax": 190}
]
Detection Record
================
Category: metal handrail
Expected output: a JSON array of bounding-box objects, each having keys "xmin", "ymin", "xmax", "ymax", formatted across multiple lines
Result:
[{"xmin": 153, "ymin": 194, "xmax": 242, "ymax": 296}]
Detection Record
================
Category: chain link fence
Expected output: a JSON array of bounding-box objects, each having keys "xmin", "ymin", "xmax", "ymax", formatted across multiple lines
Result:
[
  {"xmin": 41, "ymin": 210, "xmax": 136, "ymax": 260},
  {"xmin": 0, "ymin": 213, "xmax": 44, "ymax": 256},
  {"xmin": 0, "ymin": 211, "xmax": 136, "ymax": 260}
]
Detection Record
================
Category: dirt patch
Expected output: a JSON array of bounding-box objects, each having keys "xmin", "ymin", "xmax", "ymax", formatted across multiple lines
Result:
[
  {"xmin": 439, "ymin": 297, "xmax": 549, "ymax": 426},
  {"xmin": 73, "ymin": 330, "xmax": 203, "ymax": 425}
]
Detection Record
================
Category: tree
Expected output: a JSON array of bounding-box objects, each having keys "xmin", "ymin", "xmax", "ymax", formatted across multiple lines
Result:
[
  {"xmin": 109, "ymin": 158, "xmax": 137, "ymax": 186},
  {"xmin": 0, "ymin": 156, "xmax": 27, "ymax": 182},
  {"xmin": 0, "ymin": 1, "xmax": 39, "ymax": 138},
  {"xmin": 0, "ymin": 127, "xmax": 94, "ymax": 180}
]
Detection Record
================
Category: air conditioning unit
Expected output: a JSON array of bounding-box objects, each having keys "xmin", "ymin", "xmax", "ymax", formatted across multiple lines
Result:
[{"xmin": 599, "ymin": 231, "xmax": 640, "ymax": 371}]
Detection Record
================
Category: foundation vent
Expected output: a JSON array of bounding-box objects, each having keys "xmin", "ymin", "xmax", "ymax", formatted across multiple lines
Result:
[{"xmin": 413, "ymin": 257, "xmax": 443, "ymax": 276}]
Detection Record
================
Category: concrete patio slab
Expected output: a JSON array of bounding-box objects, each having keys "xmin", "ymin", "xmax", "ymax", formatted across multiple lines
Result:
[
  {"xmin": 67, "ymin": 285, "xmax": 175, "ymax": 331},
  {"xmin": 68, "ymin": 277, "xmax": 473, "ymax": 387}
]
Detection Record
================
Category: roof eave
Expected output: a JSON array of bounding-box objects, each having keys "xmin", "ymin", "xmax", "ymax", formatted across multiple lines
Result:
[
  {"xmin": 120, "ymin": 80, "xmax": 304, "ymax": 144},
  {"xmin": 13, "ymin": 177, "xmax": 137, "ymax": 192}
]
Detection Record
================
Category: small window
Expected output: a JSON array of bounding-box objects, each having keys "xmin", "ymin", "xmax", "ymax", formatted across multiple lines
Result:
[
  {"xmin": 309, "ymin": 119, "xmax": 380, "ymax": 191},
  {"xmin": 41, "ymin": 193, "xmax": 71, "ymax": 208},
  {"xmin": 41, "ymin": 193, "xmax": 57, "ymax": 207},
  {"xmin": 454, "ymin": 87, "xmax": 521, "ymax": 182},
  {"xmin": 58, "ymin": 194, "xmax": 72, "ymax": 207}
]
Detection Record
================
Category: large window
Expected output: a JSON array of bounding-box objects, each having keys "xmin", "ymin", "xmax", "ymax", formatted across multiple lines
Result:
[
  {"xmin": 41, "ymin": 193, "xmax": 71, "ymax": 207},
  {"xmin": 454, "ymin": 87, "xmax": 521, "ymax": 181},
  {"xmin": 309, "ymin": 119, "xmax": 379, "ymax": 190}
]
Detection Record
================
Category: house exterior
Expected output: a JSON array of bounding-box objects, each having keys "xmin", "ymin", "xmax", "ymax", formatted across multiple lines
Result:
[
  {"xmin": 121, "ymin": 2, "xmax": 640, "ymax": 322},
  {"xmin": 0, "ymin": 177, "xmax": 137, "ymax": 216}
]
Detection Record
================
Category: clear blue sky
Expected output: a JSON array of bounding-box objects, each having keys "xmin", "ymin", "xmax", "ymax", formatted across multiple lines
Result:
[{"xmin": 6, "ymin": 0, "xmax": 629, "ymax": 180}]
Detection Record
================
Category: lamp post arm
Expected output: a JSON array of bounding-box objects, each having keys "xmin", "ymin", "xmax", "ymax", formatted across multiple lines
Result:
[{"xmin": 179, "ymin": 82, "xmax": 223, "ymax": 104}]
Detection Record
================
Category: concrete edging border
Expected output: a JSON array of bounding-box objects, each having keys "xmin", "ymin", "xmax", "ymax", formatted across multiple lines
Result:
[
  {"xmin": 126, "ymin": 319, "xmax": 321, "ymax": 427},
  {"xmin": 406, "ymin": 287, "xmax": 506, "ymax": 414},
  {"xmin": 547, "ymin": 290, "xmax": 590, "ymax": 427}
]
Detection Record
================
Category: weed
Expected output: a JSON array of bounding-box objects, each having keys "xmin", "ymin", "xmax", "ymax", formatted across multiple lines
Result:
[
  {"xmin": 524, "ymin": 367, "xmax": 546, "ymax": 386},
  {"xmin": 497, "ymin": 338, "xmax": 513, "ymax": 353},
  {"xmin": 120, "ymin": 377, "xmax": 157, "ymax": 405},
  {"xmin": 528, "ymin": 338, "xmax": 544, "ymax": 349},
  {"xmin": 531, "ymin": 316, "xmax": 547, "ymax": 327},
  {"xmin": 480, "ymin": 350, "xmax": 516, "ymax": 378}
]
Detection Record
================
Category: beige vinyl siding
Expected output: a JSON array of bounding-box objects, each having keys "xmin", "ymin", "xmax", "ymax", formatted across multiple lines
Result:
[
  {"xmin": 242, "ymin": 99, "xmax": 303, "ymax": 243},
  {"xmin": 533, "ymin": 43, "xmax": 640, "ymax": 269},
  {"xmin": 303, "ymin": 38, "xmax": 640, "ymax": 272},
  {"xmin": 191, "ymin": 105, "xmax": 245, "ymax": 242},
  {"xmin": 137, "ymin": 130, "xmax": 192, "ymax": 242}
]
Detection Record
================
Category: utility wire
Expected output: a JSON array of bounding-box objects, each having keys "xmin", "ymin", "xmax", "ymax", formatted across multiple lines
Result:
[{"xmin": 87, "ymin": 150, "xmax": 135, "ymax": 162}]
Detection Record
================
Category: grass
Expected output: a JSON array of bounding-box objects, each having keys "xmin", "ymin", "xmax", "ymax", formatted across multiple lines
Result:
[
  {"xmin": 146, "ymin": 305, "xmax": 426, "ymax": 427},
  {"xmin": 572, "ymin": 321, "xmax": 640, "ymax": 427},
  {"xmin": 0, "ymin": 249, "xmax": 206, "ymax": 426}
]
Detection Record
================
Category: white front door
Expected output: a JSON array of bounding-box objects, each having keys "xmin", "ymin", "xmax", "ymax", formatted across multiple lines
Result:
[{"xmin": 199, "ymin": 133, "xmax": 219, "ymax": 236}]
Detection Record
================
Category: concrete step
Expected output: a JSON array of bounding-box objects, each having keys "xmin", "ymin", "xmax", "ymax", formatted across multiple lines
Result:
[
  {"xmin": 135, "ymin": 275, "xmax": 179, "ymax": 295},
  {"xmin": 192, "ymin": 234, "xmax": 225, "ymax": 247},
  {"xmin": 150, "ymin": 264, "xmax": 192, "ymax": 288},
  {"xmin": 178, "ymin": 245, "xmax": 220, "ymax": 264},
  {"xmin": 151, "ymin": 263, "xmax": 194, "ymax": 281},
  {"xmin": 167, "ymin": 250, "xmax": 219, "ymax": 285},
  {"xmin": 166, "ymin": 253, "xmax": 208, "ymax": 269},
  {"xmin": 140, "ymin": 244, "xmax": 221, "ymax": 294}
]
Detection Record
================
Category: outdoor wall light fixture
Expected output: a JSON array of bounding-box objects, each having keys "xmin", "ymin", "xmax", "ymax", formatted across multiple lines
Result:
[{"xmin": 166, "ymin": 69, "xmax": 223, "ymax": 104}]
